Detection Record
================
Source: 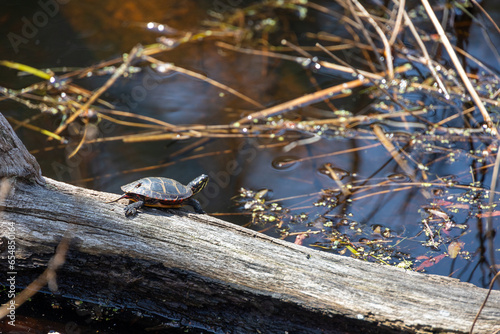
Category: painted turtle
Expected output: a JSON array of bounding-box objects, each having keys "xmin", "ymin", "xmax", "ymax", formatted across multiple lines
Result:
[{"xmin": 113, "ymin": 174, "xmax": 209, "ymax": 216}]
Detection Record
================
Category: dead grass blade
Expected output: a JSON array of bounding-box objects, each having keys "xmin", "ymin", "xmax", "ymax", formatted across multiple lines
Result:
[
  {"xmin": 485, "ymin": 142, "xmax": 500, "ymax": 280},
  {"xmin": 6, "ymin": 117, "xmax": 64, "ymax": 142},
  {"xmin": 324, "ymin": 164, "xmax": 351, "ymax": 197},
  {"xmin": 471, "ymin": 0, "xmax": 500, "ymax": 34},
  {"xmin": 403, "ymin": 10, "xmax": 449, "ymax": 97},
  {"xmin": 54, "ymin": 45, "xmax": 143, "ymax": 136},
  {"xmin": 277, "ymin": 142, "xmax": 382, "ymax": 168},
  {"xmin": 350, "ymin": 185, "xmax": 413, "ymax": 201},
  {"xmin": 351, "ymin": 0, "xmax": 394, "ymax": 79},
  {"xmin": 67, "ymin": 123, "xmax": 89, "ymax": 159},
  {"xmin": 233, "ymin": 64, "xmax": 411, "ymax": 125},
  {"xmin": 217, "ymin": 41, "xmax": 384, "ymax": 80},
  {"xmin": 96, "ymin": 113, "xmax": 180, "ymax": 131},
  {"xmin": 372, "ymin": 124, "xmax": 433, "ymax": 202},
  {"xmin": 389, "ymin": 0, "xmax": 406, "ymax": 46},
  {"xmin": 0, "ymin": 60, "xmax": 52, "ymax": 80},
  {"xmin": 420, "ymin": 0, "xmax": 493, "ymax": 129},
  {"xmin": 469, "ymin": 271, "xmax": 500, "ymax": 334},
  {"xmin": 345, "ymin": 0, "xmax": 386, "ymax": 74},
  {"xmin": 373, "ymin": 125, "xmax": 415, "ymax": 178},
  {"xmin": 144, "ymin": 55, "xmax": 264, "ymax": 109}
]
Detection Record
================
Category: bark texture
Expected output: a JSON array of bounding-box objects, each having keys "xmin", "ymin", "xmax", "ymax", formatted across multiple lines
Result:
[
  {"xmin": 1, "ymin": 113, "xmax": 499, "ymax": 333},
  {"xmin": 0, "ymin": 178, "xmax": 499, "ymax": 333},
  {"xmin": 0, "ymin": 113, "xmax": 44, "ymax": 185}
]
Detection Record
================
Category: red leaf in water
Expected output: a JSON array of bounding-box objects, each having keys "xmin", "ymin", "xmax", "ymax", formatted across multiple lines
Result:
[
  {"xmin": 434, "ymin": 200, "xmax": 469, "ymax": 209},
  {"xmin": 415, "ymin": 253, "xmax": 447, "ymax": 271},
  {"xmin": 477, "ymin": 211, "xmax": 500, "ymax": 218},
  {"xmin": 428, "ymin": 208, "xmax": 450, "ymax": 220},
  {"xmin": 435, "ymin": 200, "xmax": 453, "ymax": 206},
  {"xmin": 294, "ymin": 234, "xmax": 307, "ymax": 245}
]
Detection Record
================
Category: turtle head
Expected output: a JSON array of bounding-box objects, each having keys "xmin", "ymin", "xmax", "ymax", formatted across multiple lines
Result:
[{"xmin": 189, "ymin": 174, "xmax": 209, "ymax": 195}]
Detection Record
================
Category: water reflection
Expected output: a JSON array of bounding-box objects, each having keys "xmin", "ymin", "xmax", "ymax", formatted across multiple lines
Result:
[{"xmin": 0, "ymin": 0, "xmax": 499, "ymax": 291}]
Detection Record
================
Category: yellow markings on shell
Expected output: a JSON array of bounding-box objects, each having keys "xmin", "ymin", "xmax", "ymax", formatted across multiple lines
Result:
[{"xmin": 173, "ymin": 181, "xmax": 181, "ymax": 194}]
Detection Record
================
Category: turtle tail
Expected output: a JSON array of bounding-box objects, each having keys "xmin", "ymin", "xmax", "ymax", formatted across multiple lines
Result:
[{"xmin": 105, "ymin": 194, "xmax": 128, "ymax": 204}]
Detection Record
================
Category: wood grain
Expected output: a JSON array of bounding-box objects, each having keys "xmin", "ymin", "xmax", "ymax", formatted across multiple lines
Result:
[{"xmin": 0, "ymin": 178, "xmax": 499, "ymax": 333}]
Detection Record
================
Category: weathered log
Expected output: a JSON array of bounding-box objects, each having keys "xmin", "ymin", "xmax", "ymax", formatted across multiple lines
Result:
[
  {"xmin": 1, "ymin": 178, "xmax": 500, "ymax": 334},
  {"xmin": 0, "ymin": 114, "xmax": 499, "ymax": 333}
]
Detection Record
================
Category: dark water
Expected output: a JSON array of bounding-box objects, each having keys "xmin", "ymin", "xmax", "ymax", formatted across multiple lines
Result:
[{"xmin": 1, "ymin": 0, "xmax": 500, "ymax": 331}]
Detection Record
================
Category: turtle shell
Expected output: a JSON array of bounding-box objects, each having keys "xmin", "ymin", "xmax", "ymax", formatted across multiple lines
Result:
[{"xmin": 121, "ymin": 177, "xmax": 192, "ymax": 203}]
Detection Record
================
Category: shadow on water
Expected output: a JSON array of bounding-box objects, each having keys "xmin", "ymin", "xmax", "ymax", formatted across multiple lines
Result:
[{"xmin": 1, "ymin": 0, "xmax": 500, "ymax": 330}]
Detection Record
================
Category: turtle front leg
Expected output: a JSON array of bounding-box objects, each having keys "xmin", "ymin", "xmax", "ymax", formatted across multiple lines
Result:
[
  {"xmin": 187, "ymin": 198, "xmax": 205, "ymax": 214},
  {"xmin": 125, "ymin": 200, "xmax": 144, "ymax": 216}
]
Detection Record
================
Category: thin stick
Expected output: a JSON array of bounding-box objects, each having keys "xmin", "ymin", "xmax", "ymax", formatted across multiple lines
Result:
[
  {"xmin": 6, "ymin": 117, "xmax": 64, "ymax": 141},
  {"xmin": 144, "ymin": 55, "xmax": 264, "ymax": 109},
  {"xmin": 389, "ymin": 0, "xmax": 406, "ymax": 46},
  {"xmin": 54, "ymin": 45, "xmax": 142, "ymax": 136},
  {"xmin": 471, "ymin": 0, "xmax": 500, "ymax": 34},
  {"xmin": 97, "ymin": 108, "xmax": 177, "ymax": 129},
  {"xmin": 216, "ymin": 41, "xmax": 383, "ymax": 80},
  {"xmin": 403, "ymin": 10, "xmax": 449, "ymax": 97},
  {"xmin": 308, "ymin": 32, "xmax": 384, "ymax": 53},
  {"xmin": 67, "ymin": 123, "xmax": 88, "ymax": 159},
  {"xmin": 420, "ymin": 0, "xmax": 493, "ymax": 128},
  {"xmin": 373, "ymin": 125, "xmax": 415, "ymax": 179},
  {"xmin": 325, "ymin": 164, "xmax": 351, "ymax": 197},
  {"xmin": 352, "ymin": 0, "xmax": 394, "ymax": 79},
  {"xmin": 346, "ymin": 0, "xmax": 386, "ymax": 74},
  {"xmin": 350, "ymin": 185, "xmax": 413, "ymax": 201},
  {"xmin": 372, "ymin": 125, "xmax": 432, "ymax": 200},
  {"xmin": 233, "ymin": 64, "xmax": 410, "ymax": 125},
  {"xmin": 342, "ymin": 22, "xmax": 377, "ymax": 72},
  {"xmin": 469, "ymin": 271, "xmax": 500, "ymax": 334},
  {"xmin": 485, "ymin": 146, "xmax": 500, "ymax": 278},
  {"xmin": 278, "ymin": 142, "xmax": 382, "ymax": 167}
]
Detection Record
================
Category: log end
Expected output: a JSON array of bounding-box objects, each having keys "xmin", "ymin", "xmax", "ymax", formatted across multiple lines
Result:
[{"xmin": 0, "ymin": 114, "xmax": 45, "ymax": 186}]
